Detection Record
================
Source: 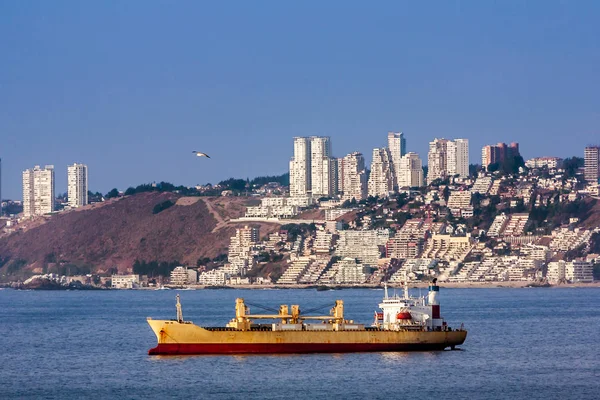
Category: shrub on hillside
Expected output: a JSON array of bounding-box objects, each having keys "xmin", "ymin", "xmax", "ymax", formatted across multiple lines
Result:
[{"xmin": 152, "ymin": 200, "xmax": 175, "ymax": 214}]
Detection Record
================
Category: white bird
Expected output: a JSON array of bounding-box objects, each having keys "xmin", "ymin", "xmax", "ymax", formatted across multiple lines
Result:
[{"xmin": 192, "ymin": 151, "xmax": 210, "ymax": 158}]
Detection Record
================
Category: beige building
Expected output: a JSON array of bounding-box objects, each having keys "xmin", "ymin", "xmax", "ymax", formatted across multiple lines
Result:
[
  {"xmin": 22, "ymin": 165, "xmax": 55, "ymax": 218},
  {"xmin": 584, "ymin": 146, "xmax": 600, "ymax": 183},
  {"xmin": 428, "ymin": 139, "xmax": 449, "ymax": 181},
  {"xmin": 67, "ymin": 163, "xmax": 88, "ymax": 208},
  {"xmin": 397, "ymin": 152, "xmax": 423, "ymax": 188},
  {"xmin": 447, "ymin": 139, "xmax": 469, "ymax": 178},
  {"xmin": 310, "ymin": 136, "xmax": 337, "ymax": 197},
  {"xmin": 428, "ymin": 138, "xmax": 469, "ymax": 181},
  {"xmin": 387, "ymin": 132, "xmax": 406, "ymax": 188},
  {"xmin": 368, "ymin": 148, "xmax": 394, "ymax": 197},
  {"xmin": 289, "ymin": 137, "xmax": 311, "ymax": 197},
  {"xmin": 111, "ymin": 274, "xmax": 140, "ymax": 289},
  {"xmin": 289, "ymin": 136, "xmax": 337, "ymax": 198},
  {"xmin": 228, "ymin": 225, "xmax": 259, "ymax": 260},
  {"xmin": 340, "ymin": 152, "xmax": 367, "ymax": 201}
]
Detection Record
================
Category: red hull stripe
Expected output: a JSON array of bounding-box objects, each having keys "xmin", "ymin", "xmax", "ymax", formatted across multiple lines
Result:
[{"xmin": 148, "ymin": 342, "xmax": 457, "ymax": 355}]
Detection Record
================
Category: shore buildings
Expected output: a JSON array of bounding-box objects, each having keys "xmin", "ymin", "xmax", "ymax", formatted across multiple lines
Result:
[
  {"xmin": 111, "ymin": 274, "xmax": 140, "ymax": 289},
  {"xmin": 22, "ymin": 165, "xmax": 55, "ymax": 218},
  {"xmin": 170, "ymin": 266, "xmax": 197, "ymax": 285},
  {"xmin": 67, "ymin": 163, "xmax": 88, "ymax": 208},
  {"xmin": 584, "ymin": 145, "xmax": 600, "ymax": 183}
]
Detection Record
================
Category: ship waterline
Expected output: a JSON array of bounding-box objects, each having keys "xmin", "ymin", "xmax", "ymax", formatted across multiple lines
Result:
[{"xmin": 147, "ymin": 322, "xmax": 467, "ymax": 355}]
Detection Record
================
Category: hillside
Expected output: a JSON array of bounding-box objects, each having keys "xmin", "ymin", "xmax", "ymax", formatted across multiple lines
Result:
[{"xmin": 0, "ymin": 193, "xmax": 278, "ymax": 279}]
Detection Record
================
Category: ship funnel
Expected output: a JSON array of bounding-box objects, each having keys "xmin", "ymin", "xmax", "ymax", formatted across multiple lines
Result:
[{"xmin": 428, "ymin": 278, "xmax": 439, "ymax": 306}]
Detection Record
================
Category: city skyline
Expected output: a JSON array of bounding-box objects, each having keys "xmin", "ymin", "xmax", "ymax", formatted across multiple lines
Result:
[
  {"xmin": 2, "ymin": 132, "xmax": 598, "ymax": 202},
  {"xmin": 2, "ymin": 2, "xmax": 600, "ymax": 199}
]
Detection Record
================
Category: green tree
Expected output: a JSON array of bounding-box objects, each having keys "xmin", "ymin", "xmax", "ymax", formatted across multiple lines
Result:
[{"xmin": 106, "ymin": 188, "xmax": 120, "ymax": 198}]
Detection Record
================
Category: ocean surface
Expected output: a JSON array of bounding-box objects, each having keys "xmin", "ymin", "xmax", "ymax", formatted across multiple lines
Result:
[{"xmin": 0, "ymin": 287, "xmax": 598, "ymax": 399}]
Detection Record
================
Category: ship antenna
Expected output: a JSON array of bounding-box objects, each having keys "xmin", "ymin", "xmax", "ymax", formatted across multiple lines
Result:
[
  {"xmin": 176, "ymin": 294, "xmax": 184, "ymax": 323},
  {"xmin": 403, "ymin": 271, "xmax": 409, "ymax": 299},
  {"xmin": 384, "ymin": 281, "xmax": 389, "ymax": 299}
]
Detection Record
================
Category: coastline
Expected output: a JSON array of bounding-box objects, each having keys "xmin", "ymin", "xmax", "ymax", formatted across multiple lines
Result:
[
  {"xmin": 3, "ymin": 281, "xmax": 599, "ymax": 291},
  {"xmin": 141, "ymin": 281, "xmax": 600, "ymax": 290}
]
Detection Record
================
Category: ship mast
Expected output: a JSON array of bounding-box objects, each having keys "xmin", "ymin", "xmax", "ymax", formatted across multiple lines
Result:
[{"xmin": 176, "ymin": 294, "xmax": 183, "ymax": 323}]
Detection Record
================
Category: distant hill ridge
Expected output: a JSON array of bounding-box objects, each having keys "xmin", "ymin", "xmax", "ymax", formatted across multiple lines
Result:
[{"xmin": 0, "ymin": 192, "xmax": 277, "ymax": 280}]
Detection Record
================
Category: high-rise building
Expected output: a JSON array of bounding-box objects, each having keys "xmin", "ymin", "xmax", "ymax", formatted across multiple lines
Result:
[
  {"xmin": 447, "ymin": 139, "xmax": 469, "ymax": 178},
  {"xmin": 67, "ymin": 163, "xmax": 88, "ymax": 208},
  {"xmin": 341, "ymin": 152, "xmax": 367, "ymax": 201},
  {"xmin": 310, "ymin": 136, "xmax": 336, "ymax": 197},
  {"xmin": 387, "ymin": 132, "xmax": 406, "ymax": 188},
  {"xmin": 427, "ymin": 139, "xmax": 449, "ymax": 181},
  {"xmin": 336, "ymin": 157, "xmax": 345, "ymax": 193},
  {"xmin": 481, "ymin": 142, "xmax": 520, "ymax": 170},
  {"xmin": 22, "ymin": 165, "xmax": 55, "ymax": 218},
  {"xmin": 368, "ymin": 148, "xmax": 394, "ymax": 197},
  {"xmin": 397, "ymin": 152, "xmax": 423, "ymax": 188},
  {"xmin": 289, "ymin": 136, "xmax": 337, "ymax": 198},
  {"xmin": 428, "ymin": 138, "xmax": 469, "ymax": 181},
  {"xmin": 584, "ymin": 146, "xmax": 600, "ymax": 183},
  {"xmin": 289, "ymin": 137, "xmax": 311, "ymax": 197}
]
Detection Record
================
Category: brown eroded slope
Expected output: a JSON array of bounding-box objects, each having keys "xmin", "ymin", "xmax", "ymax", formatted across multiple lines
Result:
[{"xmin": 0, "ymin": 193, "xmax": 279, "ymax": 276}]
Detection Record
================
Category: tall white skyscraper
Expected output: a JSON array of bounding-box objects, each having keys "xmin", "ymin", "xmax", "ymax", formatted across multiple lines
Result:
[
  {"xmin": 428, "ymin": 138, "xmax": 469, "ymax": 181},
  {"xmin": 584, "ymin": 146, "xmax": 600, "ymax": 183},
  {"xmin": 341, "ymin": 152, "xmax": 367, "ymax": 201},
  {"xmin": 68, "ymin": 163, "xmax": 88, "ymax": 208},
  {"xmin": 447, "ymin": 139, "xmax": 469, "ymax": 178},
  {"xmin": 428, "ymin": 139, "xmax": 449, "ymax": 181},
  {"xmin": 398, "ymin": 152, "xmax": 424, "ymax": 188},
  {"xmin": 310, "ymin": 136, "xmax": 336, "ymax": 197},
  {"xmin": 22, "ymin": 165, "xmax": 55, "ymax": 218},
  {"xmin": 289, "ymin": 137, "xmax": 311, "ymax": 197},
  {"xmin": 368, "ymin": 148, "xmax": 395, "ymax": 197},
  {"xmin": 289, "ymin": 136, "xmax": 337, "ymax": 198},
  {"xmin": 387, "ymin": 132, "xmax": 406, "ymax": 188}
]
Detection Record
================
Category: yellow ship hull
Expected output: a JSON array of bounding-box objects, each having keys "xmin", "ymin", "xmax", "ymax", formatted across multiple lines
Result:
[{"xmin": 147, "ymin": 319, "xmax": 468, "ymax": 355}]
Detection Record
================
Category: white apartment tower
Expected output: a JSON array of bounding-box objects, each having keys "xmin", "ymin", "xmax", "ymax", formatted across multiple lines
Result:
[
  {"xmin": 398, "ymin": 152, "xmax": 424, "ymax": 188},
  {"xmin": 289, "ymin": 136, "xmax": 337, "ymax": 198},
  {"xmin": 341, "ymin": 152, "xmax": 367, "ymax": 201},
  {"xmin": 289, "ymin": 137, "xmax": 311, "ymax": 197},
  {"xmin": 387, "ymin": 132, "xmax": 406, "ymax": 188},
  {"xmin": 22, "ymin": 165, "xmax": 55, "ymax": 217},
  {"xmin": 447, "ymin": 139, "xmax": 469, "ymax": 178},
  {"xmin": 368, "ymin": 148, "xmax": 395, "ymax": 197},
  {"xmin": 310, "ymin": 136, "xmax": 336, "ymax": 197},
  {"xmin": 584, "ymin": 146, "xmax": 600, "ymax": 183},
  {"xmin": 67, "ymin": 163, "xmax": 88, "ymax": 208},
  {"xmin": 428, "ymin": 138, "xmax": 469, "ymax": 181},
  {"xmin": 428, "ymin": 139, "xmax": 449, "ymax": 181}
]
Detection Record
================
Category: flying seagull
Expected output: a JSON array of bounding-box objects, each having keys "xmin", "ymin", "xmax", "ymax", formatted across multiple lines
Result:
[{"xmin": 192, "ymin": 151, "xmax": 210, "ymax": 158}]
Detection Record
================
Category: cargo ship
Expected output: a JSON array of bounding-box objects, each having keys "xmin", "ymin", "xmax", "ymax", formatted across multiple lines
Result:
[{"xmin": 147, "ymin": 279, "xmax": 467, "ymax": 355}]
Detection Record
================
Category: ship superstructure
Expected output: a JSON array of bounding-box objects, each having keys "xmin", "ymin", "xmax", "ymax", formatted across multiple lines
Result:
[{"xmin": 147, "ymin": 280, "xmax": 466, "ymax": 355}]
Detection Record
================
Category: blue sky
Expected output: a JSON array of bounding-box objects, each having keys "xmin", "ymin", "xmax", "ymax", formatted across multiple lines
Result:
[{"xmin": 1, "ymin": 1, "xmax": 599, "ymax": 199}]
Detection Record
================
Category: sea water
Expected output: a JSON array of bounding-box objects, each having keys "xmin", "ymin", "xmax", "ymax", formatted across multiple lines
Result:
[{"xmin": 0, "ymin": 288, "xmax": 598, "ymax": 399}]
